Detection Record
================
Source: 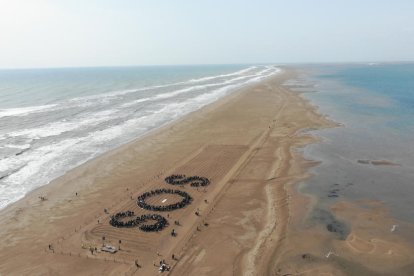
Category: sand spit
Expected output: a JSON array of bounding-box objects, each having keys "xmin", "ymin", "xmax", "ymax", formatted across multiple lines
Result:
[{"xmin": 0, "ymin": 69, "xmax": 412, "ymax": 275}]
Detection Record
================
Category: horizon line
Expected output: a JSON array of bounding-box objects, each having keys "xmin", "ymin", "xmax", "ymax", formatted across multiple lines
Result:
[{"xmin": 0, "ymin": 60, "xmax": 413, "ymax": 71}]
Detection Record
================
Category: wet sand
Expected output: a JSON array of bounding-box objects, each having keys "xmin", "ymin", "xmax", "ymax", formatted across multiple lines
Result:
[{"xmin": 0, "ymin": 69, "xmax": 413, "ymax": 275}]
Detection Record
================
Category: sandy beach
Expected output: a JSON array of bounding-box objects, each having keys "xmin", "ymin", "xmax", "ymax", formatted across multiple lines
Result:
[{"xmin": 1, "ymin": 69, "xmax": 413, "ymax": 276}]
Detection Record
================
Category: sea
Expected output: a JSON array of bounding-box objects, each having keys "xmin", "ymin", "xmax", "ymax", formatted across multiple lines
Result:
[
  {"xmin": 286, "ymin": 63, "xmax": 414, "ymax": 224},
  {"xmin": 0, "ymin": 65, "xmax": 280, "ymax": 210}
]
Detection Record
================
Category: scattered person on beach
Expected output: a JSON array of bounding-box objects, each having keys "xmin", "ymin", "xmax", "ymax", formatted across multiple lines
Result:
[
  {"xmin": 172, "ymin": 254, "xmax": 175, "ymax": 260},
  {"xmin": 159, "ymin": 263, "xmax": 169, "ymax": 272}
]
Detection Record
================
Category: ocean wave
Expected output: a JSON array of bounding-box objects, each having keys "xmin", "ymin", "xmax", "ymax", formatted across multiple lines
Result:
[
  {"xmin": 0, "ymin": 66, "xmax": 279, "ymax": 185},
  {"xmin": 0, "ymin": 66, "xmax": 263, "ymax": 120},
  {"xmin": 69, "ymin": 66, "xmax": 258, "ymax": 103},
  {"xmin": 0, "ymin": 65, "xmax": 281, "ymax": 210},
  {"xmin": 6, "ymin": 109, "xmax": 118, "ymax": 139},
  {"xmin": 120, "ymin": 97, "xmax": 153, "ymax": 107},
  {"xmin": 186, "ymin": 66, "xmax": 257, "ymax": 83},
  {"xmin": 120, "ymin": 67, "xmax": 275, "ymax": 108},
  {"xmin": 4, "ymin": 144, "xmax": 31, "ymax": 150},
  {"xmin": 0, "ymin": 104, "xmax": 57, "ymax": 118}
]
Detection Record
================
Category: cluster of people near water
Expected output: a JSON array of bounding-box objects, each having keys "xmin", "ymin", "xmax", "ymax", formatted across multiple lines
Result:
[
  {"xmin": 164, "ymin": 174, "xmax": 210, "ymax": 187},
  {"xmin": 137, "ymin": 189, "xmax": 193, "ymax": 212},
  {"xmin": 109, "ymin": 211, "xmax": 168, "ymax": 232}
]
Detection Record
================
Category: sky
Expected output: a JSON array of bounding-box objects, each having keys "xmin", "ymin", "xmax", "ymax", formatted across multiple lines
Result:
[{"xmin": 0, "ymin": 0, "xmax": 413, "ymax": 68}]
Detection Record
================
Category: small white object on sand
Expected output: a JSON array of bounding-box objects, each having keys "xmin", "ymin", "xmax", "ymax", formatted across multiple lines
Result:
[
  {"xmin": 162, "ymin": 199, "xmax": 167, "ymax": 203},
  {"xmin": 391, "ymin": 224, "xmax": 398, "ymax": 232},
  {"xmin": 325, "ymin": 251, "xmax": 337, "ymax": 258}
]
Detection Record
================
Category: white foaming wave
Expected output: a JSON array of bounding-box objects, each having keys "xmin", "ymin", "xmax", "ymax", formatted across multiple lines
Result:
[
  {"xmin": 0, "ymin": 156, "xmax": 24, "ymax": 173},
  {"xmin": 7, "ymin": 109, "xmax": 118, "ymax": 139},
  {"xmin": 148, "ymin": 66, "xmax": 282, "ymax": 121},
  {"xmin": 0, "ymin": 115, "xmax": 160, "ymax": 210},
  {"xmin": 120, "ymin": 97, "xmax": 153, "ymax": 107},
  {"xmin": 0, "ymin": 137, "xmax": 83, "ymax": 210},
  {"xmin": 119, "ymin": 77, "xmax": 247, "ymax": 108},
  {"xmin": 69, "ymin": 88, "xmax": 141, "ymax": 102},
  {"xmin": 4, "ymin": 144, "xmax": 31, "ymax": 150},
  {"xmin": 0, "ymin": 137, "xmax": 80, "ymax": 184},
  {"xmin": 0, "ymin": 66, "xmax": 261, "ymax": 120},
  {"xmin": 1, "ymin": 115, "xmax": 166, "ymax": 207},
  {"xmin": 0, "ymin": 66, "xmax": 260, "ymax": 119},
  {"xmin": 186, "ymin": 66, "xmax": 257, "ymax": 83},
  {"xmin": 0, "ymin": 68, "xmax": 271, "ymax": 181},
  {"xmin": 0, "ymin": 104, "xmax": 57, "ymax": 118},
  {"xmin": 119, "ymin": 67, "xmax": 276, "ymax": 108},
  {"xmin": 68, "ymin": 66, "xmax": 258, "ymax": 104},
  {"xmin": 153, "ymin": 82, "xmax": 225, "ymax": 100},
  {"xmin": 0, "ymin": 66, "xmax": 281, "ymax": 210}
]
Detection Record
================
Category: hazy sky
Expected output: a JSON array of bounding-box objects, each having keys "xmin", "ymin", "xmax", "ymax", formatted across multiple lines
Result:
[{"xmin": 1, "ymin": 0, "xmax": 413, "ymax": 68}]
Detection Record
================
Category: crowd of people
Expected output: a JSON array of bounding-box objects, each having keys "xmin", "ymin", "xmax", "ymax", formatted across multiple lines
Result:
[
  {"xmin": 109, "ymin": 210, "xmax": 139, "ymax": 228},
  {"xmin": 137, "ymin": 189, "xmax": 193, "ymax": 212},
  {"xmin": 109, "ymin": 211, "xmax": 168, "ymax": 232},
  {"xmin": 164, "ymin": 174, "xmax": 210, "ymax": 187},
  {"xmin": 109, "ymin": 174, "xmax": 210, "ymax": 234},
  {"xmin": 138, "ymin": 214, "xmax": 168, "ymax": 232}
]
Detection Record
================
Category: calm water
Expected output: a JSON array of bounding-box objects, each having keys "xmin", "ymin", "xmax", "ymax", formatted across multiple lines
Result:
[
  {"xmin": 287, "ymin": 63, "xmax": 414, "ymax": 223},
  {"xmin": 0, "ymin": 65, "xmax": 280, "ymax": 209}
]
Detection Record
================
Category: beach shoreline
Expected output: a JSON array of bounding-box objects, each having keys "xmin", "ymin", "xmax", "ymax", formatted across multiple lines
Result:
[
  {"xmin": 0, "ymin": 67, "xmax": 271, "ymax": 213},
  {"xmin": 0, "ymin": 69, "xmax": 334, "ymax": 275},
  {"xmin": 1, "ymin": 68, "xmax": 411, "ymax": 275}
]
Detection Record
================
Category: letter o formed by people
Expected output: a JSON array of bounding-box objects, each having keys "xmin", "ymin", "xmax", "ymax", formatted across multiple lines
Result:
[{"xmin": 137, "ymin": 189, "xmax": 193, "ymax": 212}]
